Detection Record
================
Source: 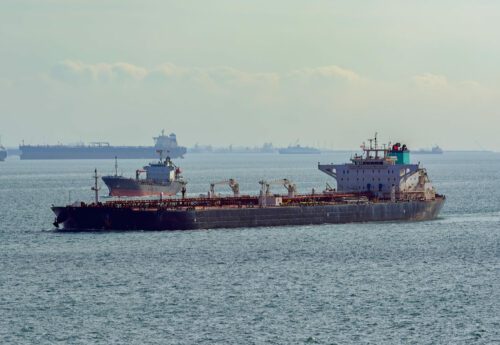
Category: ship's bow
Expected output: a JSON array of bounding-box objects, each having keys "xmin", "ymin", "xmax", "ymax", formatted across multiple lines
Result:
[
  {"xmin": 51, "ymin": 206, "xmax": 69, "ymax": 229},
  {"xmin": 430, "ymin": 195, "xmax": 446, "ymax": 219}
]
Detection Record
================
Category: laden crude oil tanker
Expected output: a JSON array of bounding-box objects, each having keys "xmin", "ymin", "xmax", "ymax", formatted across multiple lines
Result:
[
  {"xmin": 102, "ymin": 153, "xmax": 186, "ymax": 197},
  {"xmin": 51, "ymin": 137, "xmax": 445, "ymax": 231},
  {"xmin": 20, "ymin": 130, "xmax": 186, "ymax": 160}
]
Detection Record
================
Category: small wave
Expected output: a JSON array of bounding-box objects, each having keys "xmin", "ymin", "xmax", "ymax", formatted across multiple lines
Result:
[{"xmin": 434, "ymin": 211, "xmax": 500, "ymax": 224}]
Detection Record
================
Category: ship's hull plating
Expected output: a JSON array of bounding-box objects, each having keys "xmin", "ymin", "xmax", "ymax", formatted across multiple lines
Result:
[
  {"xmin": 102, "ymin": 176, "xmax": 184, "ymax": 197},
  {"xmin": 52, "ymin": 198, "xmax": 445, "ymax": 231}
]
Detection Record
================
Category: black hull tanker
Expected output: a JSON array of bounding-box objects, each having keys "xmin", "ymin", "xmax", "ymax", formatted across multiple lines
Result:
[
  {"xmin": 51, "ymin": 136, "xmax": 445, "ymax": 231},
  {"xmin": 52, "ymin": 196, "xmax": 444, "ymax": 231}
]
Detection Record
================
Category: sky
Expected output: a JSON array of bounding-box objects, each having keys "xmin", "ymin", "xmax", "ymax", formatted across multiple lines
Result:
[{"xmin": 1, "ymin": 0, "xmax": 500, "ymax": 150}]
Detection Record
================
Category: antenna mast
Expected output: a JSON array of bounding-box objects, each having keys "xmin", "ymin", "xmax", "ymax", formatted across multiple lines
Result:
[
  {"xmin": 91, "ymin": 168, "xmax": 100, "ymax": 204},
  {"xmin": 114, "ymin": 156, "xmax": 118, "ymax": 176},
  {"xmin": 157, "ymin": 149, "xmax": 163, "ymax": 162}
]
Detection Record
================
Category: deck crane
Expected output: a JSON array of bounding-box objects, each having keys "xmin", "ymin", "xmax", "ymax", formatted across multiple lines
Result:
[
  {"xmin": 208, "ymin": 178, "xmax": 240, "ymax": 198},
  {"xmin": 258, "ymin": 178, "xmax": 297, "ymax": 197}
]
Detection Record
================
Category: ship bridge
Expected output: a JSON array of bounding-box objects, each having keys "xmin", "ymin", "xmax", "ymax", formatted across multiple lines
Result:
[
  {"xmin": 136, "ymin": 150, "xmax": 182, "ymax": 184},
  {"xmin": 318, "ymin": 135, "xmax": 435, "ymax": 198},
  {"xmin": 154, "ymin": 130, "xmax": 179, "ymax": 150}
]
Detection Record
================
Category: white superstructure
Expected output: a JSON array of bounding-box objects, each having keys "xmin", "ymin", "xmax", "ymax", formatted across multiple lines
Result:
[
  {"xmin": 141, "ymin": 153, "xmax": 180, "ymax": 184},
  {"xmin": 318, "ymin": 135, "xmax": 436, "ymax": 200}
]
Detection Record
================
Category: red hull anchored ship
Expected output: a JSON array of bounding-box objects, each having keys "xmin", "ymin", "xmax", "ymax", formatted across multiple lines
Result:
[
  {"xmin": 52, "ymin": 136, "xmax": 445, "ymax": 231},
  {"xmin": 102, "ymin": 153, "xmax": 185, "ymax": 197}
]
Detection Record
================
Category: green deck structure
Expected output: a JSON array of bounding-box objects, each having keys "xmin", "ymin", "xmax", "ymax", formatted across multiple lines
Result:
[{"xmin": 388, "ymin": 150, "xmax": 410, "ymax": 164}]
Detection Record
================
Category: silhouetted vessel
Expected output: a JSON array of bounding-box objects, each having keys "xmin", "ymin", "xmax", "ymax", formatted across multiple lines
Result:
[
  {"xmin": 102, "ymin": 154, "xmax": 186, "ymax": 197},
  {"xmin": 278, "ymin": 145, "xmax": 320, "ymax": 154},
  {"xmin": 414, "ymin": 146, "xmax": 443, "ymax": 154},
  {"xmin": 0, "ymin": 136, "xmax": 6, "ymax": 161},
  {"xmin": 52, "ymin": 135, "xmax": 445, "ymax": 231},
  {"xmin": 0, "ymin": 146, "xmax": 6, "ymax": 161},
  {"xmin": 19, "ymin": 131, "xmax": 186, "ymax": 160}
]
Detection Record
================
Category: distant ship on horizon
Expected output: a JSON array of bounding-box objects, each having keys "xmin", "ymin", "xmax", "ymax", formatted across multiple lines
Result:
[
  {"xmin": 414, "ymin": 145, "xmax": 444, "ymax": 154},
  {"xmin": 189, "ymin": 142, "xmax": 276, "ymax": 154},
  {"xmin": 0, "ymin": 145, "xmax": 6, "ymax": 161},
  {"xmin": 0, "ymin": 136, "xmax": 6, "ymax": 161},
  {"xmin": 278, "ymin": 144, "xmax": 321, "ymax": 154},
  {"xmin": 19, "ymin": 130, "xmax": 187, "ymax": 160}
]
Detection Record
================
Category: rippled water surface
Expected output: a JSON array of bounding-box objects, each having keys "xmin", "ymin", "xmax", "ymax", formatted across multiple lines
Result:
[{"xmin": 1, "ymin": 152, "xmax": 499, "ymax": 344}]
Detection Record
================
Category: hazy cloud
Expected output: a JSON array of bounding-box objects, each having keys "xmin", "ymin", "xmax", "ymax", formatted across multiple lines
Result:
[
  {"xmin": 206, "ymin": 67, "xmax": 280, "ymax": 88},
  {"xmin": 46, "ymin": 60, "xmax": 499, "ymax": 110},
  {"xmin": 0, "ymin": 78, "xmax": 14, "ymax": 88},
  {"xmin": 42, "ymin": 61, "xmax": 500, "ymax": 109},
  {"xmin": 50, "ymin": 61, "xmax": 362, "ymax": 90},
  {"xmin": 410, "ymin": 72, "xmax": 499, "ymax": 104},
  {"xmin": 412, "ymin": 73, "xmax": 449, "ymax": 89},
  {"xmin": 51, "ymin": 60, "xmax": 147, "ymax": 84},
  {"xmin": 288, "ymin": 66, "xmax": 363, "ymax": 84}
]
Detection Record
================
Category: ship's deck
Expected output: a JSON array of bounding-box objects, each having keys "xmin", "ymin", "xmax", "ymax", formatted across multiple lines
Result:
[{"xmin": 71, "ymin": 192, "xmax": 444, "ymax": 211}]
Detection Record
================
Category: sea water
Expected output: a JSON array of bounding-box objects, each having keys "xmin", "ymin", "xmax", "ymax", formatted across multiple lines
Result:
[{"xmin": 0, "ymin": 152, "xmax": 499, "ymax": 344}]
